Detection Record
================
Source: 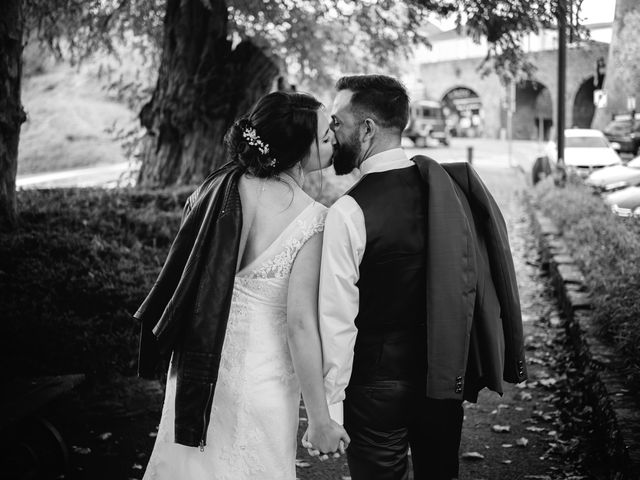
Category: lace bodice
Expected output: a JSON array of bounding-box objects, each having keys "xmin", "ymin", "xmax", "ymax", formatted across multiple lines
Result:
[{"xmin": 238, "ymin": 202, "xmax": 327, "ymax": 280}]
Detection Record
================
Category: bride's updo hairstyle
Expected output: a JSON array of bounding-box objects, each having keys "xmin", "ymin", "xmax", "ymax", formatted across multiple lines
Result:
[{"xmin": 224, "ymin": 91, "xmax": 323, "ymax": 177}]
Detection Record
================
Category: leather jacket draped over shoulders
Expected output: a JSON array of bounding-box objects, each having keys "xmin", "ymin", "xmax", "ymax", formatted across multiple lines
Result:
[{"xmin": 136, "ymin": 162, "xmax": 243, "ymax": 448}]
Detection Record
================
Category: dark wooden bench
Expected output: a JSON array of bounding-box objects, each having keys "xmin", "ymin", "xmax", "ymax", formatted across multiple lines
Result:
[{"xmin": 1, "ymin": 375, "xmax": 85, "ymax": 480}]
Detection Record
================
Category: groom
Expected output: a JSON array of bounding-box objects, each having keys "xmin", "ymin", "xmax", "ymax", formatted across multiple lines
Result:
[{"xmin": 316, "ymin": 75, "xmax": 527, "ymax": 479}]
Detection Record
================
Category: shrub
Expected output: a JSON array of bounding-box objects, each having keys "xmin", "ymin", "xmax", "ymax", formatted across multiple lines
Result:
[
  {"xmin": 0, "ymin": 187, "xmax": 193, "ymax": 379},
  {"xmin": 533, "ymin": 178, "xmax": 640, "ymax": 388}
]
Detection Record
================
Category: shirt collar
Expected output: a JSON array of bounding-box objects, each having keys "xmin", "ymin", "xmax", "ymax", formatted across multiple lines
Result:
[{"xmin": 360, "ymin": 148, "xmax": 412, "ymax": 176}]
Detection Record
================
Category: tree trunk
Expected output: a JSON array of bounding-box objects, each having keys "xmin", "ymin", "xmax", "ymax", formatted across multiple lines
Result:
[
  {"xmin": 591, "ymin": 0, "xmax": 640, "ymax": 130},
  {"xmin": 138, "ymin": 0, "xmax": 279, "ymax": 187},
  {"xmin": 0, "ymin": 0, "xmax": 26, "ymax": 230}
]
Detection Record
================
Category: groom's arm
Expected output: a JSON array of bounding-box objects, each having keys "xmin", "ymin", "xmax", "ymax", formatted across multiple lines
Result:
[{"xmin": 319, "ymin": 195, "xmax": 365, "ymax": 425}]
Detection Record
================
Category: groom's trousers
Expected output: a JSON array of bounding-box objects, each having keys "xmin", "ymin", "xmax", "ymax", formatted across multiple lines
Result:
[{"xmin": 344, "ymin": 381, "xmax": 463, "ymax": 480}]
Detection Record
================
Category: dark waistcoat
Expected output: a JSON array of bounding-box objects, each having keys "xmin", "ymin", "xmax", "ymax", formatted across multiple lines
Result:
[{"xmin": 347, "ymin": 166, "xmax": 428, "ymax": 385}]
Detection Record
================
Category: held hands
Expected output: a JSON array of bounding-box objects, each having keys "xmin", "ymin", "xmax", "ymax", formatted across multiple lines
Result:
[{"xmin": 301, "ymin": 420, "xmax": 350, "ymax": 461}]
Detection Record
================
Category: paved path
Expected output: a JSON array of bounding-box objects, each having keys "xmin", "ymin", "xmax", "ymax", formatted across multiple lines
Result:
[
  {"xmin": 295, "ymin": 165, "xmax": 590, "ymax": 479},
  {"xmin": 16, "ymin": 161, "xmax": 135, "ymax": 189}
]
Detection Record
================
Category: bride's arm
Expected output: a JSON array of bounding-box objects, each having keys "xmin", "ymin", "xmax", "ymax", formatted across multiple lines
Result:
[{"xmin": 287, "ymin": 233, "xmax": 349, "ymax": 453}]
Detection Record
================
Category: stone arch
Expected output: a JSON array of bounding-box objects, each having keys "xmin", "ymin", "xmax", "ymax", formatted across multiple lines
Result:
[
  {"xmin": 441, "ymin": 86, "xmax": 483, "ymax": 137},
  {"xmin": 572, "ymin": 76, "xmax": 596, "ymax": 128},
  {"xmin": 514, "ymin": 80, "xmax": 553, "ymax": 140}
]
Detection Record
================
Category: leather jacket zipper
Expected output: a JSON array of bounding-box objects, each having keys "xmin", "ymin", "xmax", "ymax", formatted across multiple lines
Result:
[{"xmin": 199, "ymin": 383, "xmax": 215, "ymax": 452}]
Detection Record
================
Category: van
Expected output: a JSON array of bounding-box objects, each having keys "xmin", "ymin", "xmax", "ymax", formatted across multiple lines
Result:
[{"xmin": 404, "ymin": 100, "xmax": 450, "ymax": 147}]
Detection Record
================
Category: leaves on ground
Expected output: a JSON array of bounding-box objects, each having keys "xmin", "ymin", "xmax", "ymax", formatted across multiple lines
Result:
[
  {"xmin": 461, "ymin": 451, "xmax": 485, "ymax": 460},
  {"xmin": 491, "ymin": 425, "xmax": 511, "ymax": 433}
]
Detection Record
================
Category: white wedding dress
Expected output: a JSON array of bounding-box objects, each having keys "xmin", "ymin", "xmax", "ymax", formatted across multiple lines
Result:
[{"xmin": 143, "ymin": 202, "xmax": 327, "ymax": 480}]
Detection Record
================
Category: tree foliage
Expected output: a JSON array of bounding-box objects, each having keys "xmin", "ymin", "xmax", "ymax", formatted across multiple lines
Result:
[{"xmin": 22, "ymin": 0, "xmax": 587, "ymax": 92}]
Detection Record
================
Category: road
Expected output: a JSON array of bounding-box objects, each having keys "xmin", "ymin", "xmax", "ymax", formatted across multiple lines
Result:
[
  {"xmin": 14, "ymin": 138, "xmax": 544, "ymax": 190},
  {"xmin": 406, "ymin": 137, "xmax": 544, "ymax": 173},
  {"xmin": 16, "ymin": 161, "xmax": 136, "ymax": 189}
]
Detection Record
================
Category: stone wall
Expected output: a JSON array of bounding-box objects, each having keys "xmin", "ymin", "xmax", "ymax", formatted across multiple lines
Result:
[{"xmin": 417, "ymin": 42, "xmax": 610, "ymax": 139}]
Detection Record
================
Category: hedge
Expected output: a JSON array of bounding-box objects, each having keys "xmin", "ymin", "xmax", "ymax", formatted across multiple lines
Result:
[
  {"xmin": 533, "ymin": 178, "xmax": 640, "ymax": 390},
  {"xmin": 0, "ymin": 187, "xmax": 193, "ymax": 379}
]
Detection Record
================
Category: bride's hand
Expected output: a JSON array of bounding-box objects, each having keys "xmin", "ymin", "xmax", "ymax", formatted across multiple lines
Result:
[{"xmin": 302, "ymin": 420, "xmax": 350, "ymax": 459}]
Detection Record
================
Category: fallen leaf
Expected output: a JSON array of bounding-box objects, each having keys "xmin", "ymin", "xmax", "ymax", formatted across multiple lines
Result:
[
  {"xmin": 491, "ymin": 425, "xmax": 511, "ymax": 433},
  {"xmin": 501, "ymin": 444, "xmax": 513, "ymax": 448},
  {"xmin": 519, "ymin": 392, "xmax": 533, "ymax": 401},
  {"xmin": 516, "ymin": 437, "xmax": 529, "ymax": 447},
  {"xmin": 98, "ymin": 432, "xmax": 112, "ymax": 441},
  {"xmin": 461, "ymin": 451, "xmax": 485, "ymax": 460},
  {"xmin": 502, "ymin": 459, "xmax": 512, "ymax": 464},
  {"xmin": 132, "ymin": 464, "xmax": 143, "ymax": 470},
  {"xmin": 148, "ymin": 432, "xmax": 157, "ymax": 438},
  {"xmin": 526, "ymin": 426, "xmax": 545, "ymax": 433},
  {"xmin": 72, "ymin": 446, "xmax": 91, "ymax": 455},
  {"xmin": 539, "ymin": 378, "xmax": 557, "ymax": 387}
]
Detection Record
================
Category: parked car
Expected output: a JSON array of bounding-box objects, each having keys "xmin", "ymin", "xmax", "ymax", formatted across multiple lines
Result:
[
  {"xmin": 544, "ymin": 129, "xmax": 621, "ymax": 177},
  {"xmin": 603, "ymin": 118, "xmax": 640, "ymax": 157},
  {"xmin": 603, "ymin": 185, "xmax": 640, "ymax": 218},
  {"xmin": 584, "ymin": 156, "xmax": 640, "ymax": 192},
  {"xmin": 404, "ymin": 100, "xmax": 450, "ymax": 147}
]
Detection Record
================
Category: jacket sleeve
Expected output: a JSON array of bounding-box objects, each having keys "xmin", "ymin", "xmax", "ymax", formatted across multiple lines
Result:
[
  {"xmin": 136, "ymin": 170, "xmax": 229, "ymax": 378},
  {"xmin": 413, "ymin": 155, "xmax": 478, "ymax": 400},
  {"xmin": 464, "ymin": 164, "xmax": 527, "ymax": 383},
  {"xmin": 136, "ymin": 192, "xmax": 202, "ymax": 378}
]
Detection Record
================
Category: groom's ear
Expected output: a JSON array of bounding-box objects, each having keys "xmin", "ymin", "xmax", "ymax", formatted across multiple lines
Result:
[{"xmin": 361, "ymin": 118, "xmax": 377, "ymax": 143}]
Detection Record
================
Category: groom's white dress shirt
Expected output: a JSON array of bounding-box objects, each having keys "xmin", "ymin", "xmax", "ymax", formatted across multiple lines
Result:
[{"xmin": 319, "ymin": 147, "xmax": 414, "ymax": 425}]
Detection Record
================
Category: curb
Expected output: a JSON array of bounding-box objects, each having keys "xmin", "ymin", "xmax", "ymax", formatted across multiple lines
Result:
[{"xmin": 526, "ymin": 201, "xmax": 640, "ymax": 480}]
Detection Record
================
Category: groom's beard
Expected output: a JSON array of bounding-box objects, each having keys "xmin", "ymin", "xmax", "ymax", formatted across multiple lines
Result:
[{"xmin": 332, "ymin": 133, "xmax": 361, "ymax": 175}]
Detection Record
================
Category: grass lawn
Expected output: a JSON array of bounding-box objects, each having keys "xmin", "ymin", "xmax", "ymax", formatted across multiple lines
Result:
[{"xmin": 18, "ymin": 63, "xmax": 136, "ymax": 176}]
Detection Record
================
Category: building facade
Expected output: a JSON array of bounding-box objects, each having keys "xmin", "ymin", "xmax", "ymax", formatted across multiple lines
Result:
[{"xmin": 406, "ymin": 24, "xmax": 611, "ymax": 140}]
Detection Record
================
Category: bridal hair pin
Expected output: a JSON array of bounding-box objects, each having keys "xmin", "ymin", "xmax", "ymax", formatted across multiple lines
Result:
[{"xmin": 242, "ymin": 126, "xmax": 271, "ymax": 156}]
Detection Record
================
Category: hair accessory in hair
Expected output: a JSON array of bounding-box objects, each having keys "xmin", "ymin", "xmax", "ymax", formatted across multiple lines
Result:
[
  {"xmin": 242, "ymin": 126, "xmax": 270, "ymax": 156},
  {"xmin": 265, "ymin": 157, "xmax": 277, "ymax": 168}
]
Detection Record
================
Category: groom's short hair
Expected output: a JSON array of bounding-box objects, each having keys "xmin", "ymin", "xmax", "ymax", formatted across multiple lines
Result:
[{"xmin": 335, "ymin": 75, "xmax": 409, "ymax": 132}]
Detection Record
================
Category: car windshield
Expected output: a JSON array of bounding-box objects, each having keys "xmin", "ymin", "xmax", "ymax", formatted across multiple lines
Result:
[
  {"xmin": 418, "ymin": 107, "xmax": 442, "ymax": 118},
  {"xmin": 628, "ymin": 157, "xmax": 640, "ymax": 168},
  {"xmin": 604, "ymin": 121, "xmax": 631, "ymax": 135},
  {"xmin": 565, "ymin": 136, "xmax": 609, "ymax": 148}
]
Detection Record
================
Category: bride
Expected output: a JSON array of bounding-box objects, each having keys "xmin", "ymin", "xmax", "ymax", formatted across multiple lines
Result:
[{"xmin": 138, "ymin": 91, "xmax": 350, "ymax": 479}]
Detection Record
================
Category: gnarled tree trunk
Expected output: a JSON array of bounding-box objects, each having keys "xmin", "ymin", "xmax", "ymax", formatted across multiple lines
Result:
[
  {"xmin": 0, "ymin": 0, "xmax": 26, "ymax": 229},
  {"xmin": 138, "ymin": 0, "xmax": 279, "ymax": 187}
]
